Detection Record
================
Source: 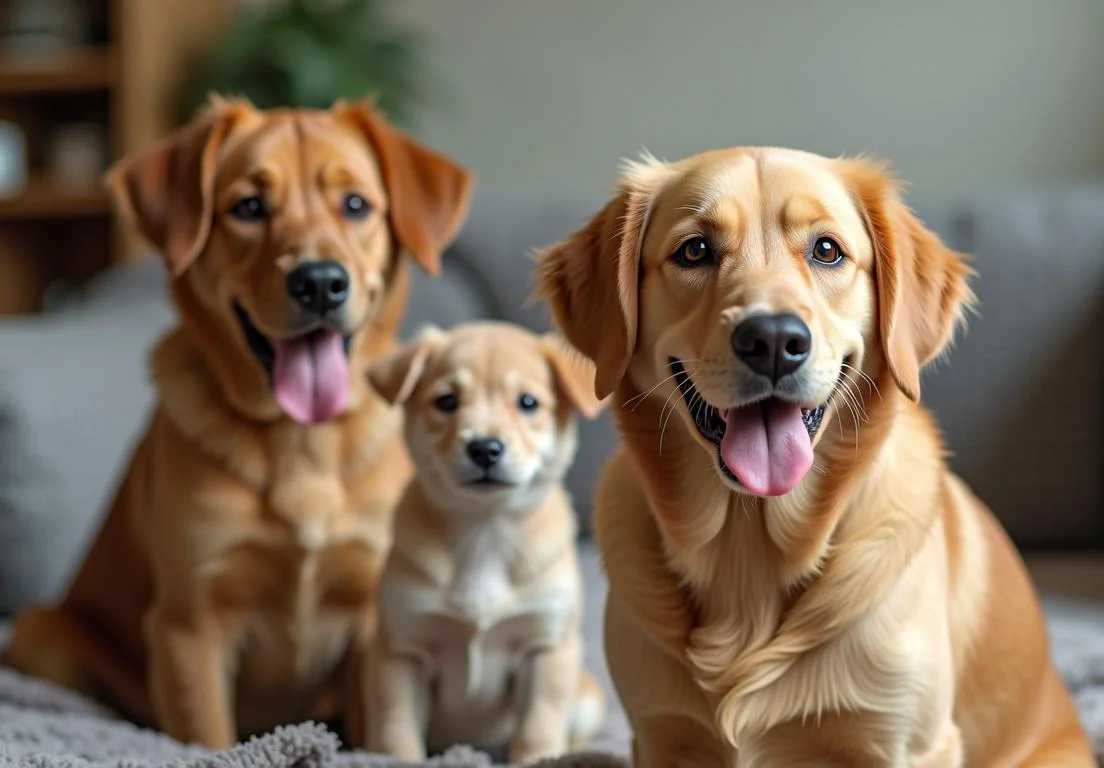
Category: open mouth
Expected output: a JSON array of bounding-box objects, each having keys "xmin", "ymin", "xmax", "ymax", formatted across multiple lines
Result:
[
  {"xmin": 668, "ymin": 358, "xmax": 844, "ymax": 497},
  {"xmin": 233, "ymin": 301, "xmax": 353, "ymax": 425}
]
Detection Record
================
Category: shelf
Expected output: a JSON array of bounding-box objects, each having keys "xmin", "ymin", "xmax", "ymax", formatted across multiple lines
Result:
[
  {"xmin": 0, "ymin": 48, "xmax": 116, "ymax": 95},
  {"xmin": 0, "ymin": 176, "xmax": 110, "ymax": 220}
]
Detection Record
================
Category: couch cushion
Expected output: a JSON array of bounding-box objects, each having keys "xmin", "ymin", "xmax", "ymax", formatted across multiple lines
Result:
[
  {"xmin": 920, "ymin": 186, "xmax": 1104, "ymax": 548},
  {"xmin": 0, "ymin": 264, "xmax": 175, "ymax": 614}
]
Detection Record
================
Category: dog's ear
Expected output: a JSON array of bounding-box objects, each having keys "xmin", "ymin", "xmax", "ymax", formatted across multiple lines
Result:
[
  {"xmin": 540, "ymin": 334, "xmax": 606, "ymax": 420},
  {"xmin": 336, "ymin": 100, "xmax": 473, "ymax": 277},
  {"xmin": 104, "ymin": 95, "xmax": 252, "ymax": 277},
  {"xmin": 843, "ymin": 159, "xmax": 975, "ymax": 402},
  {"xmin": 534, "ymin": 157, "xmax": 669, "ymax": 400},
  {"xmin": 367, "ymin": 325, "xmax": 447, "ymax": 405}
]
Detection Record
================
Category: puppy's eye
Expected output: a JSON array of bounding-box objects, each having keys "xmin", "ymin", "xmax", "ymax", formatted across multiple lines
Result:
[
  {"xmin": 811, "ymin": 236, "xmax": 845, "ymax": 266},
  {"xmin": 433, "ymin": 393, "xmax": 459, "ymax": 413},
  {"xmin": 673, "ymin": 237, "xmax": 716, "ymax": 268},
  {"xmin": 229, "ymin": 195, "xmax": 267, "ymax": 222},
  {"xmin": 342, "ymin": 193, "xmax": 371, "ymax": 221},
  {"xmin": 518, "ymin": 393, "xmax": 539, "ymax": 412}
]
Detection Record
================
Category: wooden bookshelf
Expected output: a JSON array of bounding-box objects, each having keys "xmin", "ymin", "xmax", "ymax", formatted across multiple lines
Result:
[
  {"xmin": 0, "ymin": 0, "xmax": 227, "ymax": 314},
  {"xmin": 0, "ymin": 48, "xmax": 116, "ymax": 94},
  {"xmin": 0, "ymin": 174, "xmax": 110, "ymax": 219}
]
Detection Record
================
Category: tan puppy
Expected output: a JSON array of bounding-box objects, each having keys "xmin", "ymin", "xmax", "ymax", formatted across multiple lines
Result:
[
  {"xmin": 536, "ymin": 149, "xmax": 1093, "ymax": 766},
  {"xmin": 363, "ymin": 321, "xmax": 606, "ymax": 763},
  {"xmin": 3, "ymin": 97, "xmax": 472, "ymax": 748}
]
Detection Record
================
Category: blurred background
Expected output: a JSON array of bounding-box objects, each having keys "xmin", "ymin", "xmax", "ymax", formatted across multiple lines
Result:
[{"xmin": 0, "ymin": 0, "xmax": 1101, "ymax": 612}]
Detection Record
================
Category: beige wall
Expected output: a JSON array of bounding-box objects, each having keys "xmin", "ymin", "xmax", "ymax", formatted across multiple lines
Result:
[{"xmin": 390, "ymin": 0, "xmax": 1104, "ymax": 201}]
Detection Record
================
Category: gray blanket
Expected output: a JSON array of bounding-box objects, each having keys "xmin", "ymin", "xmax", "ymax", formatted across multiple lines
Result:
[
  {"xmin": 0, "ymin": 665, "xmax": 628, "ymax": 767},
  {"xmin": 3, "ymin": 567, "xmax": 1104, "ymax": 766}
]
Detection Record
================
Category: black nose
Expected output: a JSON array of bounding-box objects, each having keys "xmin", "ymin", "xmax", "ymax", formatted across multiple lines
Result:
[
  {"xmin": 466, "ymin": 438, "xmax": 505, "ymax": 470},
  {"xmin": 731, "ymin": 313, "xmax": 812, "ymax": 383},
  {"xmin": 286, "ymin": 261, "xmax": 349, "ymax": 315}
]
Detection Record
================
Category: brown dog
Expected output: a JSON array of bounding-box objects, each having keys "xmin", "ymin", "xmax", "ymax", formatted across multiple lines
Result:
[
  {"xmin": 536, "ymin": 149, "xmax": 1093, "ymax": 766},
  {"xmin": 2, "ymin": 97, "xmax": 472, "ymax": 748},
  {"xmin": 363, "ymin": 322, "xmax": 605, "ymax": 762}
]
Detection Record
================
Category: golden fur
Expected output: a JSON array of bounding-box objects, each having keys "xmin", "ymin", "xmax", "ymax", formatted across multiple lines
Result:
[
  {"xmin": 362, "ymin": 322, "xmax": 605, "ymax": 762},
  {"xmin": 536, "ymin": 148, "xmax": 1093, "ymax": 766},
  {"xmin": 2, "ymin": 97, "xmax": 472, "ymax": 748}
]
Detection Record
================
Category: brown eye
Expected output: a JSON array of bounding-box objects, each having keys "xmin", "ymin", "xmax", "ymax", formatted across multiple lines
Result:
[
  {"xmin": 434, "ymin": 393, "xmax": 458, "ymax": 413},
  {"xmin": 229, "ymin": 195, "xmax": 267, "ymax": 222},
  {"xmin": 812, "ymin": 236, "xmax": 844, "ymax": 266},
  {"xmin": 673, "ymin": 237, "xmax": 716, "ymax": 268}
]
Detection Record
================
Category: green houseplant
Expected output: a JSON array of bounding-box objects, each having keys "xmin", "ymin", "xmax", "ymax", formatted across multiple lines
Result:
[{"xmin": 180, "ymin": 0, "xmax": 426, "ymax": 127}]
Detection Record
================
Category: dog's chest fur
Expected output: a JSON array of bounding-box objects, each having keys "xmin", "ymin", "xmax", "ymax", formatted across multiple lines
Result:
[
  {"xmin": 184, "ymin": 411, "xmax": 397, "ymax": 697},
  {"xmin": 383, "ymin": 513, "xmax": 575, "ymax": 716}
]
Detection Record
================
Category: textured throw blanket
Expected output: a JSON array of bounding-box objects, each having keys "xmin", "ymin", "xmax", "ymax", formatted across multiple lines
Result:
[
  {"xmin": 3, "ymin": 593, "xmax": 1104, "ymax": 766},
  {"xmin": 0, "ymin": 665, "xmax": 628, "ymax": 768}
]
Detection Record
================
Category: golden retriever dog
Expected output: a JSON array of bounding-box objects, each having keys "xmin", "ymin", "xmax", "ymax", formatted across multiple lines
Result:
[
  {"xmin": 2, "ymin": 96, "xmax": 472, "ymax": 749},
  {"xmin": 363, "ymin": 321, "xmax": 606, "ymax": 763},
  {"xmin": 535, "ymin": 148, "xmax": 1093, "ymax": 766}
]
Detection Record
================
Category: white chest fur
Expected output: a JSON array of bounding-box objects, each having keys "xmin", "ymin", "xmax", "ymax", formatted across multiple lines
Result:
[{"xmin": 382, "ymin": 515, "xmax": 575, "ymax": 709}]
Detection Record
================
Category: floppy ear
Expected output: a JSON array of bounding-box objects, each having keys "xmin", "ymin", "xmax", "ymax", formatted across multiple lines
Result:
[
  {"xmin": 843, "ymin": 159, "xmax": 975, "ymax": 402},
  {"xmin": 540, "ymin": 334, "xmax": 606, "ymax": 420},
  {"xmin": 336, "ymin": 100, "xmax": 474, "ymax": 277},
  {"xmin": 534, "ymin": 158, "xmax": 669, "ymax": 400},
  {"xmin": 367, "ymin": 325, "xmax": 447, "ymax": 405},
  {"xmin": 104, "ymin": 96, "xmax": 252, "ymax": 276}
]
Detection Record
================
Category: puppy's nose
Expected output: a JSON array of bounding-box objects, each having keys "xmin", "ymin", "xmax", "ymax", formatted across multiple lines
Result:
[
  {"xmin": 466, "ymin": 438, "xmax": 505, "ymax": 470},
  {"xmin": 731, "ymin": 313, "xmax": 812, "ymax": 383},
  {"xmin": 287, "ymin": 260, "xmax": 349, "ymax": 315}
]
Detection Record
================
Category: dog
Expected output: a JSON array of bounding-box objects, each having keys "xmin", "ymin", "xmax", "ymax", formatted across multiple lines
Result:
[
  {"xmin": 535, "ymin": 148, "xmax": 1093, "ymax": 766},
  {"xmin": 2, "ymin": 96, "xmax": 473, "ymax": 749},
  {"xmin": 362, "ymin": 321, "xmax": 606, "ymax": 763}
]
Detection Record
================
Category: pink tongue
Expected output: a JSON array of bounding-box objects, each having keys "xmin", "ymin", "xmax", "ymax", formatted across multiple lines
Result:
[
  {"xmin": 719, "ymin": 400, "xmax": 814, "ymax": 496},
  {"xmin": 272, "ymin": 330, "xmax": 349, "ymax": 424}
]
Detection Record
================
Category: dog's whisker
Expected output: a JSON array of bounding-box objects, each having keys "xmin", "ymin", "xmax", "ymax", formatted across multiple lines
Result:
[
  {"xmin": 838, "ymin": 371, "xmax": 870, "ymax": 421},
  {"xmin": 624, "ymin": 361, "xmax": 704, "ymax": 411},
  {"xmin": 657, "ymin": 380, "xmax": 688, "ymax": 454},
  {"xmin": 841, "ymin": 362, "xmax": 879, "ymax": 400},
  {"xmin": 837, "ymin": 380, "xmax": 864, "ymax": 458}
]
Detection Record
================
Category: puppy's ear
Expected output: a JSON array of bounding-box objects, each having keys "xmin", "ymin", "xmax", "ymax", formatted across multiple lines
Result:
[
  {"xmin": 367, "ymin": 325, "xmax": 447, "ymax": 405},
  {"xmin": 104, "ymin": 95, "xmax": 253, "ymax": 276},
  {"xmin": 842, "ymin": 159, "xmax": 975, "ymax": 402},
  {"xmin": 534, "ymin": 157, "xmax": 670, "ymax": 400},
  {"xmin": 336, "ymin": 100, "xmax": 474, "ymax": 277},
  {"xmin": 541, "ymin": 334, "xmax": 606, "ymax": 420}
]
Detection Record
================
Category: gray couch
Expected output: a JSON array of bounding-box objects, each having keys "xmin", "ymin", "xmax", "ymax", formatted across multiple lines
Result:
[{"xmin": 1, "ymin": 185, "xmax": 1103, "ymax": 757}]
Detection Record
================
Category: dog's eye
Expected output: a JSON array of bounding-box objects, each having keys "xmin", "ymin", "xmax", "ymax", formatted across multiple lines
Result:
[
  {"xmin": 433, "ymin": 393, "xmax": 459, "ymax": 413},
  {"xmin": 518, "ymin": 393, "xmax": 539, "ymax": 412},
  {"xmin": 811, "ymin": 236, "xmax": 845, "ymax": 266},
  {"xmin": 342, "ymin": 193, "xmax": 371, "ymax": 221},
  {"xmin": 229, "ymin": 195, "xmax": 267, "ymax": 222},
  {"xmin": 673, "ymin": 237, "xmax": 716, "ymax": 268}
]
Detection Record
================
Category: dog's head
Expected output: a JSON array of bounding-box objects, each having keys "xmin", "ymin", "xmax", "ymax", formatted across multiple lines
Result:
[
  {"xmin": 537, "ymin": 149, "xmax": 973, "ymax": 498},
  {"xmin": 368, "ymin": 322, "xmax": 602, "ymax": 515},
  {"xmin": 105, "ymin": 96, "xmax": 472, "ymax": 424}
]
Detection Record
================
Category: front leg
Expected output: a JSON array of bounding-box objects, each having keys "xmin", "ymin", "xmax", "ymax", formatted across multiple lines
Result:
[
  {"xmin": 363, "ymin": 633, "xmax": 431, "ymax": 760},
  {"xmin": 509, "ymin": 637, "xmax": 581, "ymax": 764},
  {"xmin": 145, "ymin": 603, "xmax": 235, "ymax": 748}
]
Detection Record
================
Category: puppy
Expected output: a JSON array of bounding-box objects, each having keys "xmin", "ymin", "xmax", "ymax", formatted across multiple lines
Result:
[
  {"xmin": 363, "ymin": 321, "xmax": 606, "ymax": 763},
  {"xmin": 3, "ymin": 97, "xmax": 472, "ymax": 748},
  {"xmin": 536, "ymin": 149, "xmax": 1093, "ymax": 766}
]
